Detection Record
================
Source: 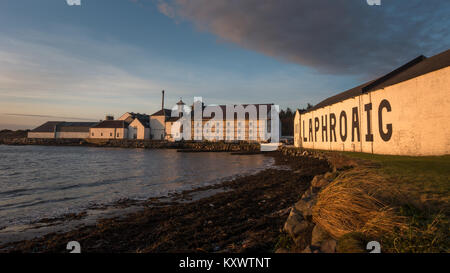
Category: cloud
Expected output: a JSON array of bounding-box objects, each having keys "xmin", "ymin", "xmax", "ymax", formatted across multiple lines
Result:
[
  {"xmin": 3, "ymin": 113, "xmax": 97, "ymax": 121},
  {"xmin": 157, "ymin": 0, "xmax": 450, "ymax": 76}
]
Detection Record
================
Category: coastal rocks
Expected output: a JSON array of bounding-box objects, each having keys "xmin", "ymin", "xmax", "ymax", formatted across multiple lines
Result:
[
  {"xmin": 283, "ymin": 209, "xmax": 306, "ymax": 238},
  {"xmin": 320, "ymin": 239, "xmax": 337, "ymax": 253},
  {"xmin": 294, "ymin": 198, "xmax": 316, "ymax": 219},
  {"xmin": 283, "ymin": 208, "xmax": 314, "ymax": 248},
  {"xmin": 278, "ymin": 158, "xmax": 342, "ymax": 253},
  {"xmin": 311, "ymin": 224, "xmax": 330, "ymax": 246}
]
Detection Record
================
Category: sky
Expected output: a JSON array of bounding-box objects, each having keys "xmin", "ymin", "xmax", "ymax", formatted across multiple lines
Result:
[{"xmin": 0, "ymin": 0, "xmax": 449, "ymax": 130}]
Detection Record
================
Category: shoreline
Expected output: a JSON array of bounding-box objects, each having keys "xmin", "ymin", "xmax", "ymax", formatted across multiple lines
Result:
[
  {"xmin": 0, "ymin": 152, "xmax": 330, "ymax": 253},
  {"xmin": 0, "ymin": 137, "xmax": 262, "ymax": 153}
]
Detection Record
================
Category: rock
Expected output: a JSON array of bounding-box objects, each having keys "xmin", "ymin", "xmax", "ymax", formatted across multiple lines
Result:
[
  {"xmin": 311, "ymin": 178, "xmax": 330, "ymax": 188},
  {"xmin": 294, "ymin": 198, "xmax": 316, "ymax": 219},
  {"xmin": 275, "ymin": 248, "xmax": 290, "ymax": 253},
  {"xmin": 301, "ymin": 246, "xmax": 312, "ymax": 253},
  {"xmin": 324, "ymin": 171, "xmax": 337, "ymax": 181},
  {"xmin": 283, "ymin": 208, "xmax": 308, "ymax": 238},
  {"xmin": 311, "ymin": 224, "xmax": 331, "ymax": 246},
  {"xmin": 320, "ymin": 239, "xmax": 337, "ymax": 253},
  {"xmin": 301, "ymin": 189, "xmax": 312, "ymax": 200},
  {"xmin": 310, "ymin": 175, "xmax": 323, "ymax": 186}
]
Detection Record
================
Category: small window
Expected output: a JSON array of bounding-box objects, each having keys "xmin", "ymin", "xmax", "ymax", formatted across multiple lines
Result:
[
  {"xmin": 117, "ymin": 133, "xmax": 120, "ymax": 137},
  {"xmin": 110, "ymin": 133, "xmax": 113, "ymax": 137},
  {"xmin": 101, "ymin": 133, "xmax": 103, "ymax": 136},
  {"xmin": 92, "ymin": 133, "xmax": 94, "ymax": 136}
]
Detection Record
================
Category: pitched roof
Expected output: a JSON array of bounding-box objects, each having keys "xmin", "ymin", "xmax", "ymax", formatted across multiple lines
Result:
[
  {"xmin": 306, "ymin": 49, "xmax": 450, "ymax": 113},
  {"xmin": 133, "ymin": 115, "xmax": 150, "ymax": 128},
  {"xmin": 150, "ymin": 109, "xmax": 172, "ymax": 116},
  {"xmin": 31, "ymin": 121, "xmax": 64, "ymax": 132},
  {"xmin": 31, "ymin": 121, "xmax": 98, "ymax": 132},
  {"xmin": 93, "ymin": 120, "xmax": 128, "ymax": 129},
  {"xmin": 58, "ymin": 122, "xmax": 99, "ymax": 132}
]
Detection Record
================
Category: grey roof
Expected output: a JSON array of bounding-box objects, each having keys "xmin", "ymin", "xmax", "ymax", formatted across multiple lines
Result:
[
  {"xmin": 31, "ymin": 121, "xmax": 64, "ymax": 132},
  {"xmin": 93, "ymin": 120, "xmax": 128, "ymax": 129},
  {"xmin": 31, "ymin": 121, "xmax": 98, "ymax": 133},
  {"xmin": 306, "ymin": 49, "xmax": 450, "ymax": 113},
  {"xmin": 134, "ymin": 115, "xmax": 150, "ymax": 128},
  {"xmin": 150, "ymin": 109, "xmax": 172, "ymax": 117}
]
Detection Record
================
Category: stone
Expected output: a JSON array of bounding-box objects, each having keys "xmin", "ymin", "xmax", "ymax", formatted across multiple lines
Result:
[
  {"xmin": 294, "ymin": 198, "xmax": 316, "ymax": 218},
  {"xmin": 301, "ymin": 246, "xmax": 312, "ymax": 253},
  {"xmin": 283, "ymin": 208, "xmax": 306, "ymax": 238},
  {"xmin": 275, "ymin": 248, "xmax": 290, "ymax": 253},
  {"xmin": 310, "ymin": 175, "xmax": 323, "ymax": 186},
  {"xmin": 320, "ymin": 239, "xmax": 337, "ymax": 253},
  {"xmin": 311, "ymin": 178, "xmax": 330, "ymax": 188},
  {"xmin": 323, "ymin": 172, "xmax": 337, "ymax": 181},
  {"xmin": 311, "ymin": 224, "xmax": 331, "ymax": 246}
]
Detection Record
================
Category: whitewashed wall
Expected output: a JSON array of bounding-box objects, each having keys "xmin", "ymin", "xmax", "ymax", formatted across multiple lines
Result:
[
  {"xmin": 27, "ymin": 132, "xmax": 55, "ymax": 138},
  {"xmin": 294, "ymin": 67, "xmax": 450, "ymax": 156},
  {"xmin": 55, "ymin": 132, "xmax": 89, "ymax": 139},
  {"xmin": 89, "ymin": 128, "xmax": 128, "ymax": 139},
  {"xmin": 150, "ymin": 116, "xmax": 166, "ymax": 140}
]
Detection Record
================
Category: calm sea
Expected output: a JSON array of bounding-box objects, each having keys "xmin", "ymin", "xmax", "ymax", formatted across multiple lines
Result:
[{"xmin": 0, "ymin": 145, "xmax": 272, "ymax": 228}]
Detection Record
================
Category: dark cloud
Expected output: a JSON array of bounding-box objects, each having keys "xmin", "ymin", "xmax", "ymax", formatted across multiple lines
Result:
[
  {"xmin": 157, "ymin": 0, "xmax": 450, "ymax": 77},
  {"xmin": 4, "ymin": 113, "xmax": 97, "ymax": 121}
]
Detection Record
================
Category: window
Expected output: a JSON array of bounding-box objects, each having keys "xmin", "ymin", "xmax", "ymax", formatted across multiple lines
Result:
[
  {"xmin": 92, "ymin": 133, "xmax": 94, "ymax": 136},
  {"xmin": 101, "ymin": 133, "xmax": 103, "ymax": 137},
  {"xmin": 110, "ymin": 133, "xmax": 113, "ymax": 137},
  {"xmin": 117, "ymin": 133, "xmax": 120, "ymax": 137}
]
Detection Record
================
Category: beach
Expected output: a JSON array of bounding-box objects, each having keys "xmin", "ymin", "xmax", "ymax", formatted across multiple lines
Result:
[{"xmin": 0, "ymin": 152, "xmax": 330, "ymax": 253}]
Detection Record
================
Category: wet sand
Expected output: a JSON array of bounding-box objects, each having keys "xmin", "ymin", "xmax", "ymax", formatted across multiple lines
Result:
[{"xmin": 0, "ymin": 153, "xmax": 330, "ymax": 253}]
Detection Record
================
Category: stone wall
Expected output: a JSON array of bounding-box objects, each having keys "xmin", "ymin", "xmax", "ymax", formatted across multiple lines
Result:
[{"xmin": 276, "ymin": 147, "xmax": 361, "ymax": 253}]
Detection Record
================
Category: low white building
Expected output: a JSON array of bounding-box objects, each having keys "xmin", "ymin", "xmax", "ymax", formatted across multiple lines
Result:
[
  {"xmin": 89, "ymin": 120, "xmax": 128, "ymax": 139},
  {"xmin": 118, "ymin": 112, "xmax": 151, "ymax": 140}
]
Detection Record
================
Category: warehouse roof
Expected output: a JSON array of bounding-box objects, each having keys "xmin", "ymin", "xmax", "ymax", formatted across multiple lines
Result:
[
  {"xmin": 93, "ymin": 120, "xmax": 128, "ymax": 129},
  {"xmin": 31, "ymin": 121, "xmax": 98, "ymax": 132},
  {"xmin": 306, "ymin": 49, "xmax": 450, "ymax": 113}
]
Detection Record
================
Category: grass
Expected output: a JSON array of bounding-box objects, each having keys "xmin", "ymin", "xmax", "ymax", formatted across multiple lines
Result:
[
  {"xmin": 312, "ymin": 167, "xmax": 408, "ymax": 239},
  {"xmin": 342, "ymin": 152, "xmax": 450, "ymax": 212},
  {"xmin": 321, "ymin": 152, "xmax": 450, "ymax": 253}
]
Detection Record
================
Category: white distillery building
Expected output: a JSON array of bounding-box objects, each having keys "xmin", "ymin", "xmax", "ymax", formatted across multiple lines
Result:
[
  {"xmin": 294, "ymin": 49, "xmax": 450, "ymax": 156},
  {"xmin": 89, "ymin": 113, "xmax": 150, "ymax": 140}
]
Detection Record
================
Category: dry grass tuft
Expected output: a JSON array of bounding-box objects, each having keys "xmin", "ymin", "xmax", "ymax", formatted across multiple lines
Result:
[{"xmin": 312, "ymin": 168, "xmax": 408, "ymax": 239}]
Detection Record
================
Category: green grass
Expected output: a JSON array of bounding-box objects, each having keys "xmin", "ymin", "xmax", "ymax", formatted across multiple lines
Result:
[
  {"xmin": 340, "ymin": 152, "xmax": 450, "ymax": 253},
  {"xmin": 342, "ymin": 152, "xmax": 450, "ymax": 209}
]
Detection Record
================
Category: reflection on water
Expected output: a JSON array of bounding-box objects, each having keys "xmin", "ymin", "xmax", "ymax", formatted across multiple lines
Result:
[{"xmin": 0, "ymin": 145, "xmax": 272, "ymax": 227}]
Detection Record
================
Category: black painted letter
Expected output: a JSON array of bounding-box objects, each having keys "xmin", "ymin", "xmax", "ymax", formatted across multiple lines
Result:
[
  {"xmin": 314, "ymin": 117, "xmax": 320, "ymax": 142},
  {"xmin": 364, "ymin": 103, "xmax": 373, "ymax": 142},
  {"xmin": 378, "ymin": 99, "xmax": 392, "ymax": 141},
  {"xmin": 339, "ymin": 111, "xmax": 347, "ymax": 142},
  {"xmin": 330, "ymin": 113, "xmax": 336, "ymax": 142},
  {"xmin": 351, "ymin": 107, "xmax": 360, "ymax": 142},
  {"xmin": 321, "ymin": 115, "xmax": 328, "ymax": 142}
]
